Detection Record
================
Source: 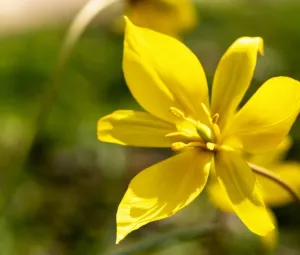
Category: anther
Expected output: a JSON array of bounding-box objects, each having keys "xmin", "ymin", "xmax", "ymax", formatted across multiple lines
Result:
[
  {"xmin": 171, "ymin": 142, "xmax": 186, "ymax": 151},
  {"xmin": 169, "ymin": 107, "xmax": 197, "ymax": 126},
  {"xmin": 212, "ymin": 113, "xmax": 219, "ymax": 124},
  {"xmin": 170, "ymin": 107, "xmax": 185, "ymax": 119},
  {"xmin": 206, "ymin": 142, "xmax": 215, "ymax": 151}
]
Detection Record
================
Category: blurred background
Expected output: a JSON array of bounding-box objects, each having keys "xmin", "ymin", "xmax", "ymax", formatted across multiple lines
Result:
[{"xmin": 0, "ymin": 0, "xmax": 300, "ymax": 254}]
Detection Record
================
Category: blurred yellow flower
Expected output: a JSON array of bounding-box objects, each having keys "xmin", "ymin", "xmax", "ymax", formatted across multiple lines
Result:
[
  {"xmin": 125, "ymin": 0, "xmax": 196, "ymax": 37},
  {"xmin": 208, "ymin": 136, "xmax": 300, "ymax": 251},
  {"xmin": 97, "ymin": 18, "xmax": 300, "ymax": 243}
]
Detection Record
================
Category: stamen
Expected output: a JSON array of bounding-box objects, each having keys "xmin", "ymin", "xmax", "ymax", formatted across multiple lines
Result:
[
  {"xmin": 201, "ymin": 103, "xmax": 211, "ymax": 119},
  {"xmin": 165, "ymin": 131, "xmax": 202, "ymax": 141},
  {"xmin": 212, "ymin": 123, "xmax": 220, "ymax": 140},
  {"xmin": 169, "ymin": 107, "xmax": 197, "ymax": 126},
  {"xmin": 171, "ymin": 142, "xmax": 186, "ymax": 151},
  {"xmin": 212, "ymin": 113, "xmax": 219, "ymax": 124},
  {"xmin": 169, "ymin": 106, "xmax": 215, "ymax": 143},
  {"xmin": 206, "ymin": 142, "xmax": 215, "ymax": 151},
  {"xmin": 171, "ymin": 141, "xmax": 206, "ymax": 151},
  {"xmin": 200, "ymin": 103, "xmax": 221, "ymax": 142},
  {"xmin": 187, "ymin": 142, "xmax": 206, "ymax": 148},
  {"xmin": 170, "ymin": 107, "xmax": 185, "ymax": 119},
  {"xmin": 166, "ymin": 132, "xmax": 186, "ymax": 138}
]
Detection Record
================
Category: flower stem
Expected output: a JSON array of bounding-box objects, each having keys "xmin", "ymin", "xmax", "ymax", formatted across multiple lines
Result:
[
  {"xmin": 59, "ymin": 0, "xmax": 121, "ymax": 69},
  {"xmin": 248, "ymin": 162, "xmax": 300, "ymax": 203}
]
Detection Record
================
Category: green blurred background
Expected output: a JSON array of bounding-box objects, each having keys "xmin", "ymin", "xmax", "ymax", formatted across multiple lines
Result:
[{"xmin": 0, "ymin": 0, "xmax": 300, "ymax": 254}]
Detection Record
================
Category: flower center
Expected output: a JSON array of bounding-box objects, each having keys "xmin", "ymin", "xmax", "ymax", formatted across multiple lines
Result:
[{"xmin": 167, "ymin": 104, "xmax": 222, "ymax": 152}]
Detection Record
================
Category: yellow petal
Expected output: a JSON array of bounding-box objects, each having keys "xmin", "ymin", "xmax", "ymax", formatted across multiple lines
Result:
[
  {"xmin": 207, "ymin": 178, "xmax": 233, "ymax": 212},
  {"xmin": 260, "ymin": 210, "xmax": 278, "ymax": 253},
  {"xmin": 214, "ymin": 151, "xmax": 274, "ymax": 236},
  {"xmin": 208, "ymin": 179, "xmax": 278, "ymax": 252},
  {"xmin": 123, "ymin": 17, "xmax": 209, "ymax": 124},
  {"xmin": 211, "ymin": 37, "xmax": 263, "ymax": 129},
  {"xmin": 224, "ymin": 77, "xmax": 300, "ymax": 154},
  {"xmin": 126, "ymin": 0, "xmax": 197, "ymax": 38},
  {"xmin": 116, "ymin": 149, "xmax": 212, "ymax": 243},
  {"xmin": 257, "ymin": 162, "xmax": 300, "ymax": 207},
  {"xmin": 248, "ymin": 136, "xmax": 292, "ymax": 166},
  {"xmin": 98, "ymin": 110, "xmax": 177, "ymax": 147}
]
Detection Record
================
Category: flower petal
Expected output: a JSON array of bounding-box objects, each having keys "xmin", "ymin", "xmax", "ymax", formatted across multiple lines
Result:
[
  {"xmin": 116, "ymin": 149, "xmax": 212, "ymax": 243},
  {"xmin": 249, "ymin": 136, "xmax": 292, "ymax": 166},
  {"xmin": 207, "ymin": 178, "xmax": 232, "ymax": 212},
  {"xmin": 208, "ymin": 178, "xmax": 278, "ymax": 252},
  {"xmin": 214, "ymin": 151, "xmax": 274, "ymax": 236},
  {"xmin": 257, "ymin": 162, "xmax": 300, "ymax": 207},
  {"xmin": 260, "ymin": 210, "xmax": 278, "ymax": 254},
  {"xmin": 123, "ymin": 17, "xmax": 209, "ymax": 124},
  {"xmin": 126, "ymin": 0, "xmax": 197, "ymax": 38},
  {"xmin": 211, "ymin": 37, "xmax": 263, "ymax": 129},
  {"xmin": 98, "ymin": 110, "xmax": 177, "ymax": 147},
  {"xmin": 224, "ymin": 77, "xmax": 300, "ymax": 153}
]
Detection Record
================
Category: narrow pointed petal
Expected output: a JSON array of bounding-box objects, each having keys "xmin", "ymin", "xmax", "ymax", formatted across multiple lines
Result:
[
  {"xmin": 211, "ymin": 37, "xmax": 263, "ymax": 129},
  {"xmin": 98, "ymin": 110, "xmax": 177, "ymax": 147},
  {"xmin": 207, "ymin": 179, "xmax": 232, "ymax": 212},
  {"xmin": 260, "ymin": 210, "xmax": 278, "ymax": 253},
  {"xmin": 224, "ymin": 77, "xmax": 300, "ymax": 153},
  {"xmin": 214, "ymin": 151, "xmax": 274, "ymax": 236},
  {"xmin": 123, "ymin": 18, "xmax": 209, "ymax": 124},
  {"xmin": 208, "ymin": 180, "xmax": 279, "ymax": 252},
  {"xmin": 257, "ymin": 163, "xmax": 300, "ymax": 206},
  {"xmin": 116, "ymin": 149, "xmax": 212, "ymax": 243}
]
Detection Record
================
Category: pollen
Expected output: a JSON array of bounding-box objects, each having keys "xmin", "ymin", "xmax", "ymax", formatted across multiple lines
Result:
[{"xmin": 206, "ymin": 142, "xmax": 215, "ymax": 151}]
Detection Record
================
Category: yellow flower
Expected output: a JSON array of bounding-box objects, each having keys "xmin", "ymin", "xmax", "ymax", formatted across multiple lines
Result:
[
  {"xmin": 208, "ymin": 136, "xmax": 300, "ymax": 251},
  {"xmin": 97, "ymin": 18, "xmax": 300, "ymax": 243},
  {"xmin": 125, "ymin": 0, "xmax": 196, "ymax": 37}
]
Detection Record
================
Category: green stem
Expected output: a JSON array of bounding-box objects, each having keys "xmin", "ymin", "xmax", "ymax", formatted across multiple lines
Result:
[
  {"xmin": 58, "ymin": 0, "xmax": 121, "ymax": 68},
  {"xmin": 249, "ymin": 162, "xmax": 300, "ymax": 203},
  {"xmin": 0, "ymin": 0, "xmax": 119, "ymax": 214}
]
